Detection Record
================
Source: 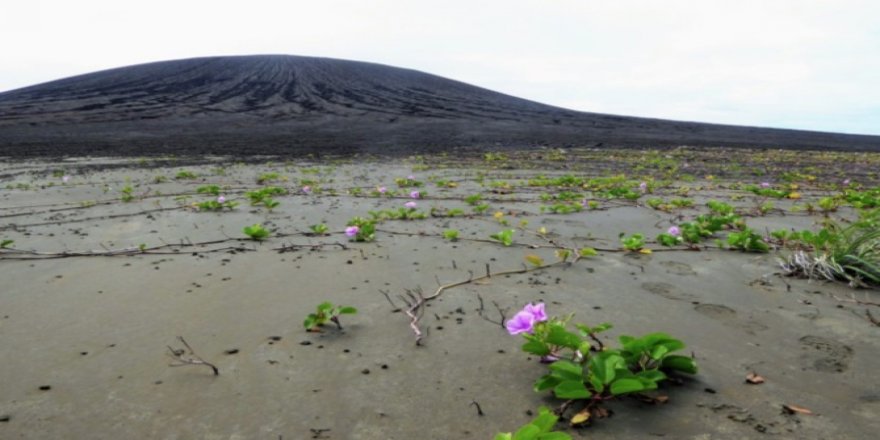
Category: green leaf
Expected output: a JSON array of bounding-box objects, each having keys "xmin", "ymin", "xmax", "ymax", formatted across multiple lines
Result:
[
  {"xmin": 549, "ymin": 360, "xmax": 583, "ymax": 382},
  {"xmin": 513, "ymin": 424, "xmax": 540, "ymax": 440},
  {"xmin": 522, "ymin": 339, "xmax": 551, "ymax": 356},
  {"xmin": 545, "ymin": 325, "xmax": 582, "ymax": 349},
  {"xmin": 610, "ymin": 378, "xmax": 648, "ymax": 395},
  {"xmin": 530, "ymin": 408, "xmax": 558, "ymax": 433},
  {"xmin": 650, "ymin": 345, "xmax": 669, "ymax": 360},
  {"xmin": 589, "ymin": 374, "xmax": 604, "ymax": 394},
  {"xmin": 554, "ymin": 380, "xmax": 591, "ymax": 399},
  {"xmin": 537, "ymin": 433, "xmax": 572, "ymax": 440},
  {"xmin": 303, "ymin": 316, "xmax": 317, "ymax": 330},
  {"xmin": 589, "ymin": 352, "xmax": 623, "ymax": 385},
  {"xmin": 317, "ymin": 302, "xmax": 334, "ymax": 313},
  {"xmin": 494, "ymin": 434, "xmax": 513, "ymax": 440},
  {"xmin": 661, "ymin": 355, "xmax": 698, "ymax": 374},
  {"xmin": 534, "ymin": 375, "xmax": 561, "ymax": 392},
  {"xmin": 636, "ymin": 369, "xmax": 667, "ymax": 383},
  {"xmin": 338, "ymin": 306, "xmax": 357, "ymax": 315}
]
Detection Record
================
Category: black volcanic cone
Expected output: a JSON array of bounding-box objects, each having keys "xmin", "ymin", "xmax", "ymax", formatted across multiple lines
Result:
[{"xmin": 1, "ymin": 55, "xmax": 878, "ymax": 155}]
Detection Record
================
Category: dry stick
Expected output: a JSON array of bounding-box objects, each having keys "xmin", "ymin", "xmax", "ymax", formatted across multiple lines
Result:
[
  {"xmin": 830, "ymin": 293, "xmax": 880, "ymax": 307},
  {"xmin": 271, "ymin": 242, "xmax": 349, "ymax": 253},
  {"xmin": 0, "ymin": 236, "xmax": 254, "ymax": 260},
  {"xmin": 167, "ymin": 336, "xmax": 219, "ymax": 375},
  {"xmin": 379, "ymin": 290, "xmax": 402, "ymax": 312},
  {"xmin": 476, "ymin": 293, "xmax": 507, "ymax": 328},
  {"xmin": 400, "ymin": 288, "xmax": 427, "ymax": 345},
  {"xmin": 866, "ymin": 309, "xmax": 880, "ymax": 327},
  {"xmin": 396, "ymin": 258, "xmax": 576, "ymax": 344},
  {"xmin": 470, "ymin": 400, "xmax": 485, "ymax": 416},
  {"xmin": 0, "ymin": 206, "xmax": 185, "ymax": 230}
]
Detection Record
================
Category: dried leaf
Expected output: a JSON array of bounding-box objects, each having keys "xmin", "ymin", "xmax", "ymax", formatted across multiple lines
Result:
[
  {"xmin": 745, "ymin": 372, "xmax": 765, "ymax": 384},
  {"xmin": 591, "ymin": 406, "xmax": 611, "ymax": 419},
  {"xmin": 639, "ymin": 248, "xmax": 653, "ymax": 254},
  {"xmin": 783, "ymin": 404, "xmax": 813, "ymax": 415},
  {"xmin": 570, "ymin": 409, "xmax": 591, "ymax": 426},
  {"xmin": 635, "ymin": 394, "xmax": 669, "ymax": 404}
]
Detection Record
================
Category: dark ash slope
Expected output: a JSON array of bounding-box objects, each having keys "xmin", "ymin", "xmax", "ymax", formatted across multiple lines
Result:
[{"xmin": 1, "ymin": 55, "xmax": 878, "ymax": 156}]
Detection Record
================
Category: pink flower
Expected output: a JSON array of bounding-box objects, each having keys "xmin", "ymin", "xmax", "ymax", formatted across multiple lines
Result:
[
  {"xmin": 404, "ymin": 201, "xmax": 417, "ymax": 209},
  {"xmin": 344, "ymin": 226, "xmax": 359, "ymax": 237},
  {"xmin": 410, "ymin": 190, "xmax": 420, "ymax": 199},
  {"xmin": 407, "ymin": 175, "xmax": 415, "ymax": 180},
  {"xmin": 378, "ymin": 186, "xmax": 387, "ymax": 194},
  {"xmin": 843, "ymin": 179, "xmax": 851, "ymax": 185},
  {"xmin": 62, "ymin": 175, "xmax": 70, "ymax": 183},
  {"xmin": 506, "ymin": 311, "xmax": 537, "ymax": 335},
  {"xmin": 302, "ymin": 186, "xmax": 311, "ymax": 194},
  {"xmin": 668, "ymin": 226, "xmax": 681, "ymax": 236},
  {"xmin": 523, "ymin": 302, "xmax": 547, "ymax": 322},
  {"xmin": 505, "ymin": 302, "xmax": 548, "ymax": 335},
  {"xmin": 760, "ymin": 182, "xmax": 771, "ymax": 188},
  {"xmin": 639, "ymin": 182, "xmax": 648, "ymax": 192},
  {"xmin": 217, "ymin": 195, "xmax": 226, "ymax": 203}
]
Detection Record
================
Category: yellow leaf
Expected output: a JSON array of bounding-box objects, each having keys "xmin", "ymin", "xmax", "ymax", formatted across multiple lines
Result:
[
  {"xmin": 493, "ymin": 211, "xmax": 504, "ymax": 220},
  {"xmin": 788, "ymin": 192, "xmax": 801, "ymax": 200},
  {"xmin": 525, "ymin": 254, "xmax": 544, "ymax": 267},
  {"xmin": 570, "ymin": 409, "xmax": 591, "ymax": 426},
  {"xmin": 639, "ymin": 248, "xmax": 653, "ymax": 254},
  {"xmin": 555, "ymin": 249, "xmax": 571, "ymax": 261},
  {"xmin": 538, "ymin": 227, "xmax": 548, "ymax": 235},
  {"xmin": 579, "ymin": 247, "xmax": 598, "ymax": 257}
]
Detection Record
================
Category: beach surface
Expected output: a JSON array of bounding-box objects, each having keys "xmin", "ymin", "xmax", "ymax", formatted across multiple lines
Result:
[{"xmin": 1, "ymin": 148, "xmax": 878, "ymax": 439}]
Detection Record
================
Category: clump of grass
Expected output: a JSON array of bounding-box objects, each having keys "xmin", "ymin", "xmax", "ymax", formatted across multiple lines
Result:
[{"xmin": 780, "ymin": 209, "xmax": 880, "ymax": 287}]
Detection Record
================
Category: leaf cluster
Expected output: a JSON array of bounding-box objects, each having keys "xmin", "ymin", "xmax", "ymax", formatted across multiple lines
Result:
[{"xmin": 303, "ymin": 302, "xmax": 358, "ymax": 331}]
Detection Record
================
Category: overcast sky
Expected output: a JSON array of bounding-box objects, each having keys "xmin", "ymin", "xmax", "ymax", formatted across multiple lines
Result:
[{"xmin": 2, "ymin": 0, "xmax": 877, "ymax": 135}]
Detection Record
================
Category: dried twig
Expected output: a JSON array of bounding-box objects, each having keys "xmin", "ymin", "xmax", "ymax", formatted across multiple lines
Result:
[
  {"xmin": 167, "ymin": 336, "xmax": 219, "ymax": 375},
  {"xmin": 476, "ymin": 293, "xmax": 508, "ymax": 328},
  {"xmin": 470, "ymin": 400, "xmax": 485, "ymax": 416}
]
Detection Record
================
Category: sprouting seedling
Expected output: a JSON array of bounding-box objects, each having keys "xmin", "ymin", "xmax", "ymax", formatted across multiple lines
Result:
[
  {"xmin": 196, "ymin": 185, "xmax": 221, "ymax": 196},
  {"xmin": 262, "ymin": 198, "xmax": 280, "ymax": 211},
  {"xmin": 310, "ymin": 223, "xmax": 329, "ymax": 235},
  {"xmin": 304, "ymin": 302, "xmax": 358, "ymax": 331},
  {"xmin": 1, "ymin": 239, "xmax": 14, "ymax": 249},
  {"xmin": 120, "ymin": 185, "xmax": 134, "ymax": 202},
  {"xmin": 464, "ymin": 193, "xmax": 483, "ymax": 205},
  {"xmin": 443, "ymin": 229, "xmax": 459, "ymax": 241},
  {"xmin": 175, "ymin": 170, "xmax": 198, "ymax": 180},
  {"xmin": 256, "ymin": 172, "xmax": 280, "ymax": 184},
  {"xmin": 243, "ymin": 224, "xmax": 270, "ymax": 241},
  {"xmin": 490, "ymin": 229, "xmax": 515, "ymax": 246},
  {"xmin": 166, "ymin": 336, "xmax": 219, "ymax": 375},
  {"xmin": 620, "ymin": 233, "xmax": 647, "ymax": 252},
  {"xmin": 494, "ymin": 407, "xmax": 570, "ymax": 440}
]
